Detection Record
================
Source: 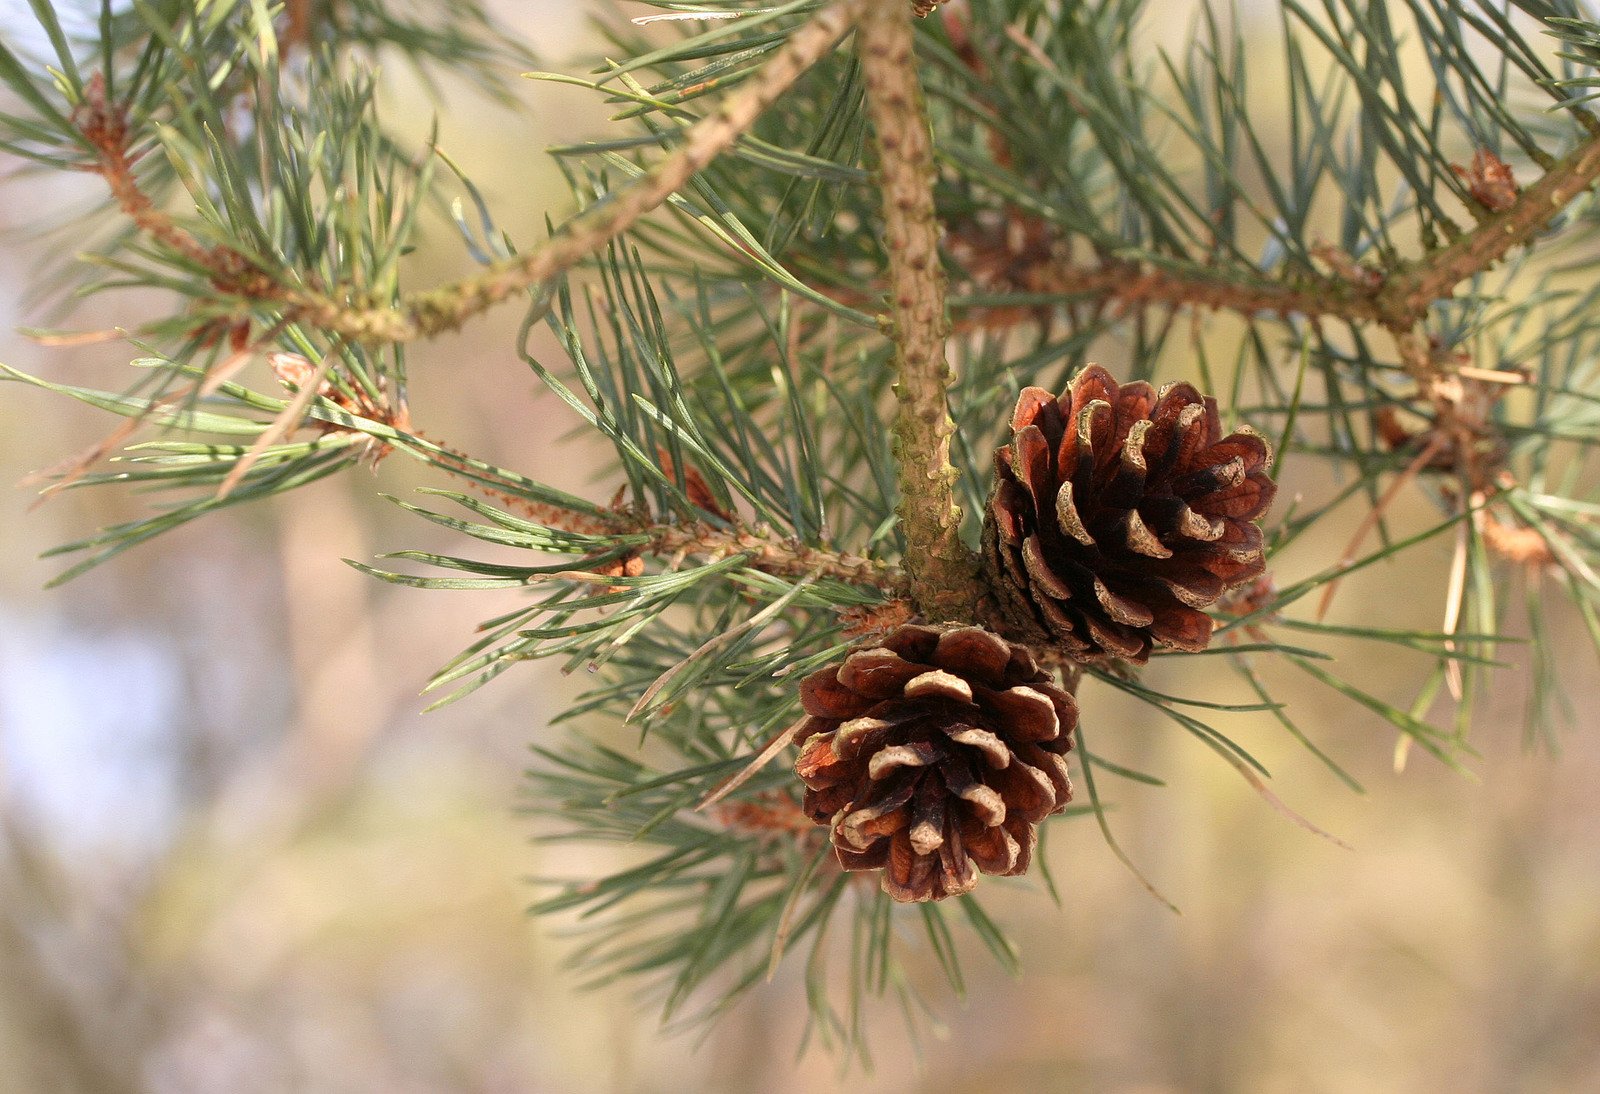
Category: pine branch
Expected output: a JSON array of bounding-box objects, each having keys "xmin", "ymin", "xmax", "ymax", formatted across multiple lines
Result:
[
  {"xmin": 76, "ymin": 76, "xmax": 278, "ymax": 304},
  {"xmin": 859, "ymin": 0, "xmax": 981, "ymax": 623},
  {"xmin": 349, "ymin": 417, "xmax": 906, "ymax": 592},
  {"xmin": 1020, "ymin": 131, "xmax": 1600, "ymax": 334},
  {"xmin": 1381, "ymin": 134, "xmax": 1600, "ymax": 322},
  {"xmin": 295, "ymin": 0, "xmax": 869, "ymax": 343},
  {"xmin": 409, "ymin": 437, "xmax": 904, "ymax": 591}
]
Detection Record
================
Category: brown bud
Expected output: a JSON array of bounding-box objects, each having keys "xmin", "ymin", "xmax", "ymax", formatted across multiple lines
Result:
[{"xmin": 1452, "ymin": 149, "xmax": 1518, "ymax": 214}]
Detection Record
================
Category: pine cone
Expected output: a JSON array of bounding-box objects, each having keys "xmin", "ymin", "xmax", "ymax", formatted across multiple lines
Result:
[
  {"xmin": 983, "ymin": 365, "xmax": 1276, "ymax": 664},
  {"xmin": 793, "ymin": 624, "xmax": 1076, "ymax": 903}
]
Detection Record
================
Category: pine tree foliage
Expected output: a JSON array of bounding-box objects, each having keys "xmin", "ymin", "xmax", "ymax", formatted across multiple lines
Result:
[{"xmin": 5, "ymin": 0, "xmax": 1600, "ymax": 1057}]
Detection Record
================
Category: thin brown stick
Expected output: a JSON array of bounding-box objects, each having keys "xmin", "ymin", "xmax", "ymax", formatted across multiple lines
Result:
[
  {"xmin": 349, "ymin": 416, "xmax": 905, "ymax": 590},
  {"xmin": 999, "ymin": 132, "xmax": 1600, "ymax": 331},
  {"xmin": 695, "ymin": 717, "xmax": 809, "ymax": 812},
  {"xmin": 858, "ymin": 0, "xmax": 981, "ymax": 623},
  {"xmin": 1316, "ymin": 434, "xmax": 1447, "ymax": 621},
  {"xmin": 217, "ymin": 350, "xmax": 335, "ymax": 498},
  {"xmin": 1037, "ymin": 258, "xmax": 1389, "ymax": 324},
  {"xmin": 77, "ymin": 75, "xmax": 294, "ymax": 307}
]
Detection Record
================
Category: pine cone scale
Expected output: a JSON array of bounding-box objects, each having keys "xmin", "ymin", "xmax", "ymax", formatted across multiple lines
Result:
[
  {"xmin": 1116, "ymin": 510, "xmax": 1172, "ymax": 558},
  {"xmin": 908, "ymin": 779, "xmax": 946, "ymax": 855},
  {"xmin": 1055, "ymin": 479, "xmax": 1097, "ymax": 545},
  {"xmin": 868, "ymin": 738, "xmax": 943, "ymax": 779},
  {"xmin": 945, "ymin": 725, "xmax": 1010, "ymax": 768}
]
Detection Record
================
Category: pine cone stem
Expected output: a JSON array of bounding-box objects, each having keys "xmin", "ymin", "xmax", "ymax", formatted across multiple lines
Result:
[{"xmin": 859, "ymin": 2, "xmax": 983, "ymax": 624}]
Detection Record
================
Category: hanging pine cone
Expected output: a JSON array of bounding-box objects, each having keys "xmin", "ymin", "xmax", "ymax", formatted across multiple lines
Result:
[
  {"xmin": 982, "ymin": 365, "xmax": 1276, "ymax": 664},
  {"xmin": 793, "ymin": 624, "xmax": 1075, "ymax": 903}
]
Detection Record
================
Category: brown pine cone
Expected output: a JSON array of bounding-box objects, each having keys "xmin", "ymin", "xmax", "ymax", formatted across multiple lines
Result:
[
  {"xmin": 793, "ymin": 624, "xmax": 1075, "ymax": 903},
  {"xmin": 983, "ymin": 365, "xmax": 1276, "ymax": 664}
]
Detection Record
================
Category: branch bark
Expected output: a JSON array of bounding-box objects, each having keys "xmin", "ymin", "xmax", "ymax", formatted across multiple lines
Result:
[
  {"xmin": 1034, "ymin": 257, "xmax": 1388, "ymax": 324},
  {"xmin": 859, "ymin": 0, "xmax": 982, "ymax": 623},
  {"xmin": 645, "ymin": 521, "xmax": 905, "ymax": 593},
  {"xmin": 414, "ymin": 437, "xmax": 904, "ymax": 591}
]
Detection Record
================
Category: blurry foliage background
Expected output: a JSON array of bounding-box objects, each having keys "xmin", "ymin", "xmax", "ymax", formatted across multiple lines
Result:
[{"xmin": 1, "ymin": 1, "xmax": 1598, "ymax": 1091}]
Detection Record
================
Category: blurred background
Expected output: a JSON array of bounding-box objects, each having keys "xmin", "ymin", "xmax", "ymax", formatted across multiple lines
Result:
[{"xmin": 2, "ymin": 2, "xmax": 1598, "ymax": 1091}]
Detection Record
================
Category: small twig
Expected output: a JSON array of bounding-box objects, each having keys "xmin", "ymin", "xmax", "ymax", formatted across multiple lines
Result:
[
  {"xmin": 1038, "ymin": 258, "xmax": 1389, "ymax": 324},
  {"xmin": 1316, "ymin": 434, "xmax": 1447, "ymax": 621},
  {"xmin": 969, "ymin": 133, "xmax": 1600, "ymax": 333},
  {"xmin": 410, "ymin": 433, "xmax": 619, "ymax": 536},
  {"xmin": 858, "ymin": 0, "xmax": 981, "ymax": 623},
  {"xmin": 73, "ymin": 5, "xmax": 866, "ymax": 343},
  {"xmin": 217, "ymin": 350, "xmax": 336, "ymax": 498},
  {"xmin": 76, "ymin": 75, "xmax": 302, "ymax": 308},
  {"xmin": 355, "ymin": 418, "xmax": 908, "ymax": 588}
]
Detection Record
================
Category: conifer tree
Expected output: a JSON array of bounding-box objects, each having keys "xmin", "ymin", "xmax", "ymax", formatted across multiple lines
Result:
[{"xmin": 5, "ymin": 0, "xmax": 1600, "ymax": 1056}]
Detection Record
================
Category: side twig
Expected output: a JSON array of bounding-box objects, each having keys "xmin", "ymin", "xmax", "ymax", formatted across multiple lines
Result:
[
  {"xmin": 76, "ymin": 3, "xmax": 866, "ymax": 344},
  {"xmin": 858, "ymin": 0, "xmax": 982, "ymax": 622},
  {"xmin": 1006, "ymin": 134, "xmax": 1600, "ymax": 332},
  {"xmin": 1381, "ymin": 135, "xmax": 1600, "ymax": 319}
]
